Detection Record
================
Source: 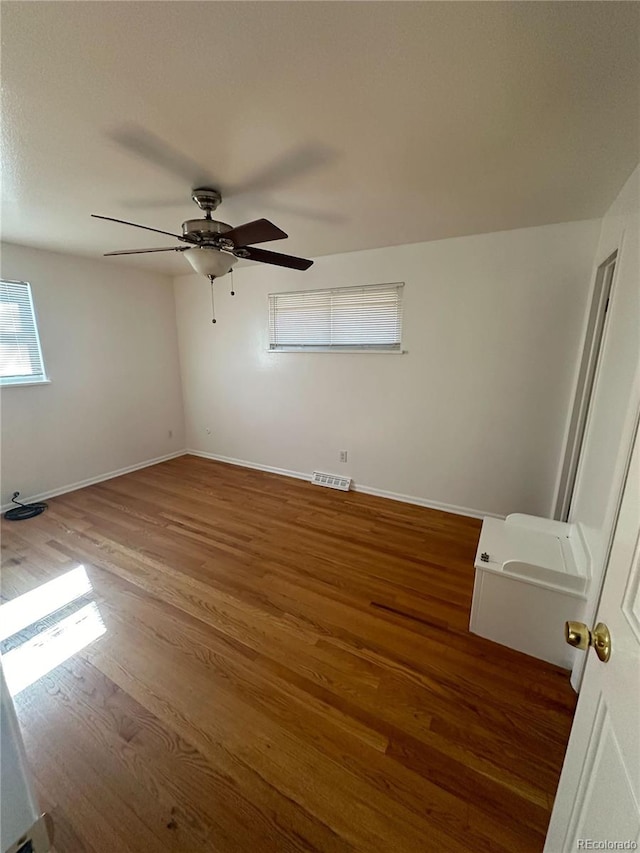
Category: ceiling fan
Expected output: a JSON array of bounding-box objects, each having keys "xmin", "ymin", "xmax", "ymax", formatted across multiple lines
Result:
[{"xmin": 92, "ymin": 187, "xmax": 314, "ymax": 281}]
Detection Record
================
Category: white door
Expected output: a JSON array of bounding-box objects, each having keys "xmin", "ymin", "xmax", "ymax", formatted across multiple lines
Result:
[{"xmin": 545, "ymin": 415, "xmax": 640, "ymax": 852}]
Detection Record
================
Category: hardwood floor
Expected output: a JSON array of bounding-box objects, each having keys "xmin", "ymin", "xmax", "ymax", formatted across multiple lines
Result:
[{"xmin": 1, "ymin": 455, "xmax": 576, "ymax": 852}]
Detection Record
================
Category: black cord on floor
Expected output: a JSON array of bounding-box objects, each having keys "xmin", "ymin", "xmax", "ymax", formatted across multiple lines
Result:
[{"xmin": 4, "ymin": 491, "xmax": 48, "ymax": 521}]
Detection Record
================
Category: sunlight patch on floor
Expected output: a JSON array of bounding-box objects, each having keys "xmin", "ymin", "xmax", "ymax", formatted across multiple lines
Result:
[
  {"xmin": 0, "ymin": 566, "xmax": 106, "ymax": 696},
  {"xmin": 0, "ymin": 565, "xmax": 93, "ymax": 641}
]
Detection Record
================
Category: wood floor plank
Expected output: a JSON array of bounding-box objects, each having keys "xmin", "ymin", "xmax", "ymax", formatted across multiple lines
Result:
[{"xmin": 0, "ymin": 455, "xmax": 576, "ymax": 852}]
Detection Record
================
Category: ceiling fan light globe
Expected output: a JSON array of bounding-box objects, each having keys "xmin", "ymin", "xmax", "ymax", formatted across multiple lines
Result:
[{"xmin": 184, "ymin": 247, "xmax": 237, "ymax": 278}]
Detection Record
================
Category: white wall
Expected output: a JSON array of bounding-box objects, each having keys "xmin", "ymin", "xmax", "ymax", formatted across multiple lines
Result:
[
  {"xmin": 568, "ymin": 167, "xmax": 640, "ymax": 647},
  {"xmin": 0, "ymin": 243, "xmax": 185, "ymax": 504},
  {"xmin": 174, "ymin": 220, "xmax": 600, "ymax": 518}
]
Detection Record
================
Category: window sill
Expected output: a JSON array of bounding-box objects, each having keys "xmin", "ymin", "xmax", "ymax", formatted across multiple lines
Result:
[
  {"xmin": 267, "ymin": 349, "xmax": 407, "ymax": 354},
  {"xmin": 0, "ymin": 379, "xmax": 51, "ymax": 388}
]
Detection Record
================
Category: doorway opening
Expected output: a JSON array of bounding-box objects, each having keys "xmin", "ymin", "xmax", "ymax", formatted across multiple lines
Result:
[{"xmin": 554, "ymin": 251, "xmax": 617, "ymax": 522}]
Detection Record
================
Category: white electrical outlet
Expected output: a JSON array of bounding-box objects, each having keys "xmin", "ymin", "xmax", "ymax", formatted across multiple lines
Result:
[
  {"xmin": 206, "ymin": 428, "xmax": 211, "ymax": 434},
  {"xmin": 339, "ymin": 450, "xmax": 348, "ymax": 463}
]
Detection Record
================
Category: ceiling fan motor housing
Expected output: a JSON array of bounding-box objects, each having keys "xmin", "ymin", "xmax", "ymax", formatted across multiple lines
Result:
[{"xmin": 182, "ymin": 218, "xmax": 233, "ymax": 245}]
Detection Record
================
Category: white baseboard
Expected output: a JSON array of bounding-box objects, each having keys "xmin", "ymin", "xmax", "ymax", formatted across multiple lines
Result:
[
  {"xmin": 186, "ymin": 449, "xmax": 503, "ymax": 520},
  {"xmin": 187, "ymin": 450, "xmax": 311, "ymax": 483},
  {"xmin": 1, "ymin": 450, "xmax": 188, "ymax": 512},
  {"xmin": 351, "ymin": 482, "xmax": 503, "ymax": 520}
]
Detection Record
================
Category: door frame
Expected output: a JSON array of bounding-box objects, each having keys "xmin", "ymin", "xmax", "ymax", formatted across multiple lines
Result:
[{"xmin": 554, "ymin": 251, "xmax": 618, "ymax": 522}]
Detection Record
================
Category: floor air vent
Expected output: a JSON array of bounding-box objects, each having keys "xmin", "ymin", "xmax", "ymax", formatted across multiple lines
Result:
[{"xmin": 311, "ymin": 471, "xmax": 352, "ymax": 491}]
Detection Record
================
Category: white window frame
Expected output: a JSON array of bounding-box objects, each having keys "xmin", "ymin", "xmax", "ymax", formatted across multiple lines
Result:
[
  {"xmin": 0, "ymin": 280, "xmax": 49, "ymax": 387},
  {"xmin": 268, "ymin": 282, "xmax": 405, "ymax": 353}
]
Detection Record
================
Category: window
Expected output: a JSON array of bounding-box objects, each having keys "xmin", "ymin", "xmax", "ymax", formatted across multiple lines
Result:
[
  {"xmin": 0, "ymin": 281, "xmax": 48, "ymax": 386},
  {"xmin": 268, "ymin": 282, "xmax": 404, "ymax": 352}
]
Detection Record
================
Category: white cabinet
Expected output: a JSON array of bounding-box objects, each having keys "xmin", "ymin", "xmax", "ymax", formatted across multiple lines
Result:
[{"xmin": 470, "ymin": 514, "xmax": 590, "ymax": 668}]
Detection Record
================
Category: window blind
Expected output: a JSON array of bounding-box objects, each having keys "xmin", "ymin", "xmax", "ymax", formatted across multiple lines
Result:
[
  {"xmin": 0, "ymin": 281, "xmax": 47, "ymax": 385},
  {"xmin": 268, "ymin": 282, "xmax": 404, "ymax": 352}
]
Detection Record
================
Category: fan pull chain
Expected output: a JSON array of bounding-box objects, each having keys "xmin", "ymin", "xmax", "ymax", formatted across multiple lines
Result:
[
  {"xmin": 230, "ymin": 268, "xmax": 235, "ymax": 297},
  {"xmin": 209, "ymin": 275, "xmax": 217, "ymax": 324}
]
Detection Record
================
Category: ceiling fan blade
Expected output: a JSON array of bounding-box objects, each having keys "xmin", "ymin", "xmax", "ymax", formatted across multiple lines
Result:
[
  {"xmin": 92, "ymin": 214, "xmax": 194, "ymax": 242},
  {"xmin": 238, "ymin": 247, "xmax": 313, "ymax": 271},
  {"xmin": 104, "ymin": 247, "xmax": 189, "ymax": 256},
  {"xmin": 223, "ymin": 219, "xmax": 287, "ymax": 248}
]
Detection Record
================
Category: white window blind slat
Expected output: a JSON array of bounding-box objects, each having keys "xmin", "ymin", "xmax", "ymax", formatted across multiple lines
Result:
[
  {"xmin": 268, "ymin": 282, "xmax": 404, "ymax": 352},
  {"xmin": 0, "ymin": 281, "xmax": 47, "ymax": 385}
]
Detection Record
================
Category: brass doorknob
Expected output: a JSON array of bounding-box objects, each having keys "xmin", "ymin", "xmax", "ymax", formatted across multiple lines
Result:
[
  {"xmin": 592, "ymin": 622, "xmax": 612, "ymax": 663},
  {"xmin": 565, "ymin": 621, "xmax": 591, "ymax": 650},
  {"xmin": 564, "ymin": 621, "xmax": 612, "ymax": 662}
]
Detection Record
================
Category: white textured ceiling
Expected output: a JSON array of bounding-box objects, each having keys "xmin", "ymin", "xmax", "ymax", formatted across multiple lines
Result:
[{"xmin": 2, "ymin": 1, "xmax": 639, "ymax": 275}]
